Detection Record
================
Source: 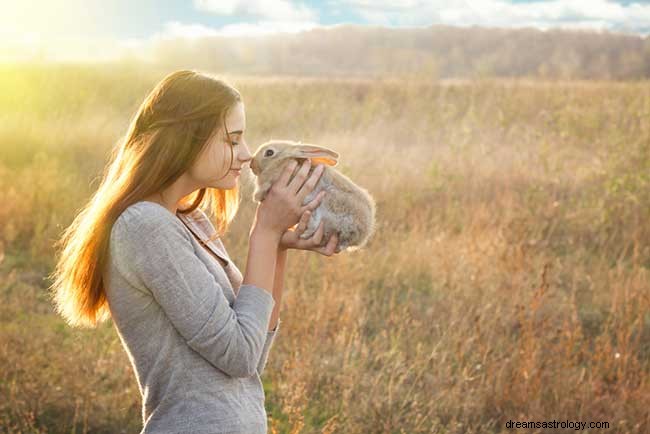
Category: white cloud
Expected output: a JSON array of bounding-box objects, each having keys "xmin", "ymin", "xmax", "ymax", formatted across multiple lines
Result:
[
  {"xmin": 194, "ymin": 0, "xmax": 318, "ymax": 22},
  {"xmin": 211, "ymin": 21, "xmax": 320, "ymax": 36},
  {"xmin": 156, "ymin": 21, "xmax": 321, "ymax": 39},
  {"xmin": 331, "ymin": 0, "xmax": 650, "ymax": 32},
  {"xmin": 7, "ymin": 20, "xmax": 323, "ymax": 62},
  {"xmin": 162, "ymin": 22, "xmax": 222, "ymax": 39}
]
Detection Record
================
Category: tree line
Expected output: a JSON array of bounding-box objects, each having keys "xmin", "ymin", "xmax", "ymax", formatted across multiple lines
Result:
[{"xmin": 140, "ymin": 24, "xmax": 650, "ymax": 80}]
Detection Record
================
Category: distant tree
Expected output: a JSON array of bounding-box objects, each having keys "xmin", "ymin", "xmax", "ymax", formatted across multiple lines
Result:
[{"xmin": 137, "ymin": 25, "xmax": 650, "ymax": 80}]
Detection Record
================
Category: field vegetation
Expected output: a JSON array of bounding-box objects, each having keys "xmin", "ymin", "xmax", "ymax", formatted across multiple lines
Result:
[{"xmin": 1, "ymin": 64, "xmax": 649, "ymax": 433}]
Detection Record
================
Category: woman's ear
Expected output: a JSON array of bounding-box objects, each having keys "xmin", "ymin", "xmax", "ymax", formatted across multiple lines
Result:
[{"xmin": 292, "ymin": 144, "xmax": 339, "ymax": 167}]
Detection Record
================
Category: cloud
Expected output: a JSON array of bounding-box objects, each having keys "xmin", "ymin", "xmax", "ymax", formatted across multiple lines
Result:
[
  {"xmin": 330, "ymin": 0, "xmax": 650, "ymax": 33},
  {"xmin": 161, "ymin": 22, "xmax": 222, "ymax": 39},
  {"xmin": 158, "ymin": 20, "xmax": 321, "ymax": 39},
  {"xmin": 194, "ymin": 0, "xmax": 318, "ymax": 22}
]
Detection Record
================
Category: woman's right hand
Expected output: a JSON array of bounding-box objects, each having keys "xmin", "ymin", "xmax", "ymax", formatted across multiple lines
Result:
[{"xmin": 253, "ymin": 159, "xmax": 326, "ymax": 237}]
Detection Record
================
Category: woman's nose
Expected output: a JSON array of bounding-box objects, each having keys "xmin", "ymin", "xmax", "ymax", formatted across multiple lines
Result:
[{"xmin": 238, "ymin": 144, "xmax": 253, "ymax": 165}]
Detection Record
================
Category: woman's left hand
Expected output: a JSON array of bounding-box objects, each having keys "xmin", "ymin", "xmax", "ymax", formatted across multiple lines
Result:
[{"xmin": 279, "ymin": 210, "xmax": 341, "ymax": 256}]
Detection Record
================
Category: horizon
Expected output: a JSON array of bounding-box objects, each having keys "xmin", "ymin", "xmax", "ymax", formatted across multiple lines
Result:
[{"xmin": 2, "ymin": 0, "xmax": 650, "ymax": 63}]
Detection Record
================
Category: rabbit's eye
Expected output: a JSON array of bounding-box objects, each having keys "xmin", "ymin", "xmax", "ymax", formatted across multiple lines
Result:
[{"xmin": 264, "ymin": 149, "xmax": 274, "ymax": 157}]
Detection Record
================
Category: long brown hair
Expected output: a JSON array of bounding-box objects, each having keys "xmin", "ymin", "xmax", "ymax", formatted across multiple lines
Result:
[{"xmin": 49, "ymin": 70, "xmax": 242, "ymax": 328}]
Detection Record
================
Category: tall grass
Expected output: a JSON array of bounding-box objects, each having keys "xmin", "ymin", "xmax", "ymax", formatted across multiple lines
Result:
[{"xmin": 0, "ymin": 64, "xmax": 648, "ymax": 433}]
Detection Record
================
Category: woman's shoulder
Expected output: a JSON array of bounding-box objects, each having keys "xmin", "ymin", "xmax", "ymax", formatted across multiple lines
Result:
[
  {"xmin": 113, "ymin": 201, "xmax": 185, "ymax": 236},
  {"xmin": 120, "ymin": 200, "xmax": 176, "ymax": 220}
]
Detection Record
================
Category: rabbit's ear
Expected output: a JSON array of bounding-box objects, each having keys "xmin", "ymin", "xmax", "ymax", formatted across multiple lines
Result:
[{"xmin": 290, "ymin": 144, "xmax": 339, "ymax": 167}]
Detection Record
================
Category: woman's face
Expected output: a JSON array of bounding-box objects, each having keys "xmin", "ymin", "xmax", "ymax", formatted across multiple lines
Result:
[{"xmin": 188, "ymin": 100, "xmax": 252, "ymax": 190}]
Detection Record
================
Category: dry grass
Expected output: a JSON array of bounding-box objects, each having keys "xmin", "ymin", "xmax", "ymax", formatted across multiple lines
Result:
[{"xmin": 0, "ymin": 64, "xmax": 649, "ymax": 433}]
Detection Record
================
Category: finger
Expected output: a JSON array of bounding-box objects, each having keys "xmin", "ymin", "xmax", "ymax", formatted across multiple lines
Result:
[
  {"xmin": 325, "ymin": 233, "xmax": 338, "ymax": 255},
  {"xmin": 277, "ymin": 160, "xmax": 299, "ymax": 189},
  {"xmin": 313, "ymin": 230, "xmax": 336, "ymax": 256},
  {"xmin": 287, "ymin": 159, "xmax": 312, "ymax": 194},
  {"xmin": 302, "ymin": 190, "xmax": 326, "ymax": 213},
  {"xmin": 297, "ymin": 164, "xmax": 325, "ymax": 203},
  {"xmin": 310, "ymin": 221, "xmax": 325, "ymax": 245},
  {"xmin": 296, "ymin": 211, "xmax": 311, "ymax": 234}
]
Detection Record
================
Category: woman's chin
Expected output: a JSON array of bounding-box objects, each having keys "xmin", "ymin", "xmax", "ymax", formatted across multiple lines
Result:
[{"xmin": 209, "ymin": 179, "xmax": 238, "ymax": 190}]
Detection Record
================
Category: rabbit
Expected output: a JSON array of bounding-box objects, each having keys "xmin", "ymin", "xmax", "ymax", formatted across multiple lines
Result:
[{"xmin": 249, "ymin": 139, "xmax": 376, "ymax": 252}]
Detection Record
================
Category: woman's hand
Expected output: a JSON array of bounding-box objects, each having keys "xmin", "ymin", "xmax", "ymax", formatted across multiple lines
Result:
[
  {"xmin": 254, "ymin": 159, "xmax": 326, "ymax": 236},
  {"xmin": 279, "ymin": 210, "xmax": 342, "ymax": 256}
]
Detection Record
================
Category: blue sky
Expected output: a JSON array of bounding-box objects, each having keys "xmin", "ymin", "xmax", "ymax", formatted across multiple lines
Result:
[
  {"xmin": 4, "ymin": 0, "xmax": 650, "ymax": 39},
  {"xmin": 2, "ymin": 0, "xmax": 649, "ymax": 61}
]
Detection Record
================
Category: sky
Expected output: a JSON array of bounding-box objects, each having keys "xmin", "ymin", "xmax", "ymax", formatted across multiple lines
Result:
[{"xmin": 2, "ymin": 0, "xmax": 650, "ymax": 61}]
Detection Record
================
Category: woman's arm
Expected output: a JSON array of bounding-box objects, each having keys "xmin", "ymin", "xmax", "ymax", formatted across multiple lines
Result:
[
  {"xmin": 254, "ymin": 246, "xmax": 285, "ymax": 376},
  {"xmin": 112, "ymin": 203, "xmax": 276, "ymax": 378},
  {"xmin": 241, "ymin": 225, "xmax": 285, "ymax": 332},
  {"xmin": 268, "ymin": 247, "xmax": 287, "ymax": 331},
  {"xmin": 241, "ymin": 225, "xmax": 281, "ymax": 297},
  {"xmin": 243, "ymin": 160, "xmax": 323, "ymax": 302}
]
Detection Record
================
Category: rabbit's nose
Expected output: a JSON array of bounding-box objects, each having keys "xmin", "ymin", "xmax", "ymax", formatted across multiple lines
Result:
[{"xmin": 250, "ymin": 159, "xmax": 259, "ymax": 175}]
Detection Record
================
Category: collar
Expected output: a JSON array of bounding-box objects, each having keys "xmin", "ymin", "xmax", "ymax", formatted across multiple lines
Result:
[{"xmin": 176, "ymin": 208, "xmax": 231, "ymax": 265}]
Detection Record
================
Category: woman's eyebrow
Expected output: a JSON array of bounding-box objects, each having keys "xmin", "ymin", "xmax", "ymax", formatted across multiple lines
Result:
[{"xmin": 228, "ymin": 130, "xmax": 243, "ymax": 135}]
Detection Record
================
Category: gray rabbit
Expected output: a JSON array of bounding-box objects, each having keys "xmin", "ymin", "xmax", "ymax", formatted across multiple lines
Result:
[{"xmin": 250, "ymin": 140, "xmax": 376, "ymax": 252}]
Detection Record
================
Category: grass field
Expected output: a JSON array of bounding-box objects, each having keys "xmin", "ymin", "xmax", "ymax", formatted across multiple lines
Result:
[{"xmin": 0, "ymin": 64, "xmax": 649, "ymax": 433}]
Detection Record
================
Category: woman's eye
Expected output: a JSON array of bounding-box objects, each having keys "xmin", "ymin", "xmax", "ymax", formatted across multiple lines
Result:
[{"xmin": 230, "ymin": 141, "xmax": 239, "ymax": 146}]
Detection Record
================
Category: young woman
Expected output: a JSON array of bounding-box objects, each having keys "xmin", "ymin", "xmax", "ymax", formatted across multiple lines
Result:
[{"xmin": 49, "ymin": 70, "xmax": 340, "ymax": 433}]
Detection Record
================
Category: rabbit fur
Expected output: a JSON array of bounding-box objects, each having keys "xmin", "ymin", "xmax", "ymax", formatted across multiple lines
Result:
[{"xmin": 250, "ymin": 140, "xmax": 376, "ymax": 252}]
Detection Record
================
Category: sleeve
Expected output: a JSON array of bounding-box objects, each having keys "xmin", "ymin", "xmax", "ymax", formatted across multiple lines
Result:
[
  {"xmin": 256, "ymin": 318, "xmax": 280, "ymax": 377},
  {"xmin": 111, "ymin": 204, "xmax": 275, "ymax": 378}
]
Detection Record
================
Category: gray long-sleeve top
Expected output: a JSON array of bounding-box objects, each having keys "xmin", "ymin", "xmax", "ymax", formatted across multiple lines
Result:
[{"xmin": 103, "ymin": 201, "xmax": 279, "ymax": 434}]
